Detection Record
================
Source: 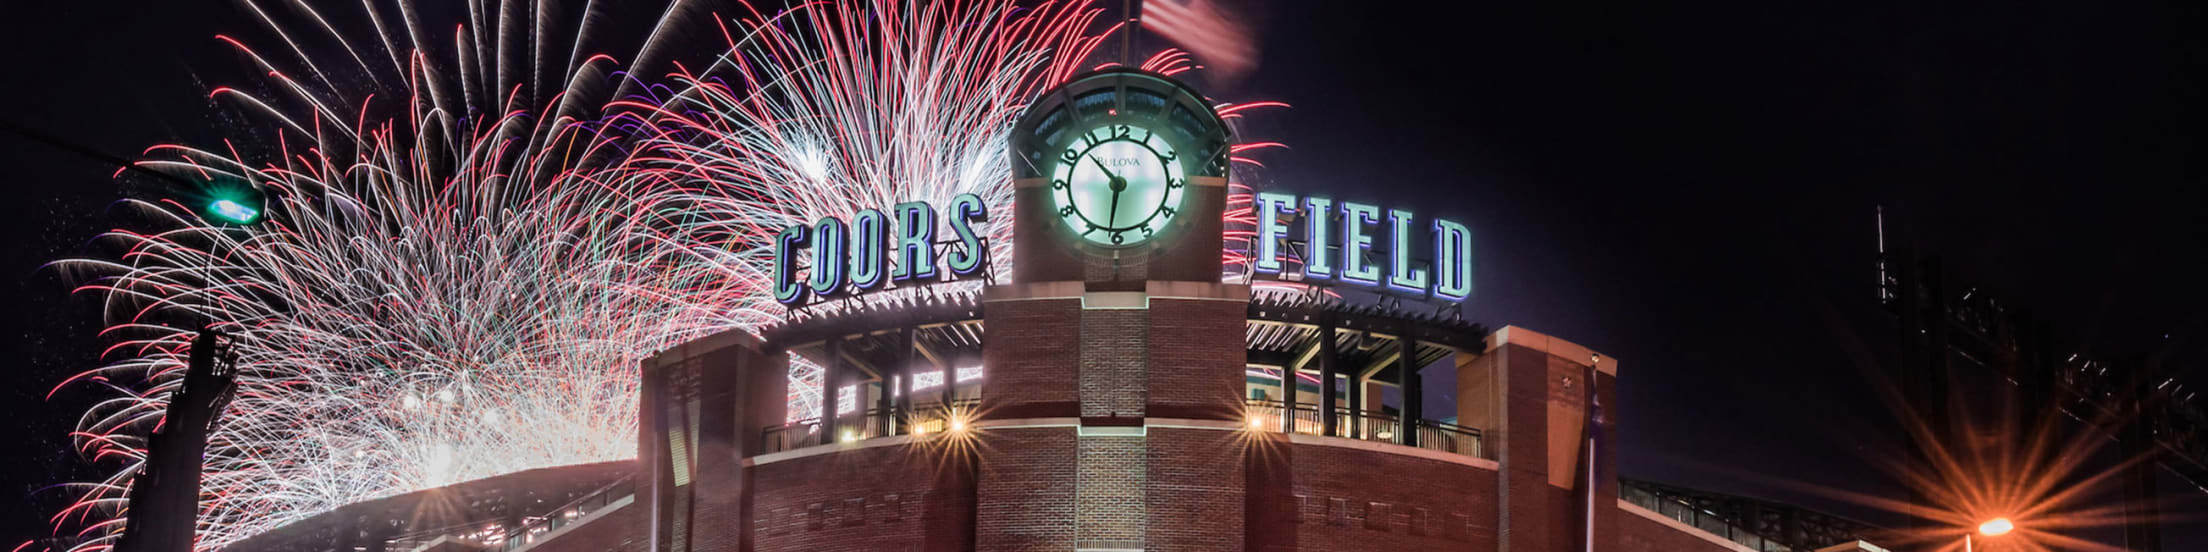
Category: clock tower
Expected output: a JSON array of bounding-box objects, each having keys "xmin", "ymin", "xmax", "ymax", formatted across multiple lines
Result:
[
  {"xmin": 1006, "ymin": 68, "xmax": 1233, "ymax": 286},
  {"xmin": 975, "ymin": 69, "xmax": 1253, "ymax": 550}
]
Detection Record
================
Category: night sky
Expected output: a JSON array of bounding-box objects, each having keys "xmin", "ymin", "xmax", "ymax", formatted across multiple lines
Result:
[{"xmin": 4, "ymin": 0, "xmax": 2205, "ymax": 548}]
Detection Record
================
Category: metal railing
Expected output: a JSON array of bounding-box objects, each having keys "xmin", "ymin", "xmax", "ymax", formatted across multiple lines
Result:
[
  {"xmin": 379, "ymin": 478, "xmax": 635, "ymax": 552},
  {"xmin": 1243, "ymin": 399, "xmax": 1487, "ymax": 459},
  {"xmin": 494, "ymin": 478, "xmax": 634, "ymax": 552},
  {"xmin": 1621, "ymin": 484, "xmax": 1789, "ymax": 552},
  {"xmin": 762, "ymin": 399, "xmax": 981, "ymax": 454}
]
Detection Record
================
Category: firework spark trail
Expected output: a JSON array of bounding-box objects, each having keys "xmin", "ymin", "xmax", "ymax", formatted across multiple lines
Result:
[
  {"xmin": 605, "ymin": 0, "xmax": 1286, "ymax": 419},
  {"xmin": 40, "ymin": 1, "xmax": 1283, "ymax": 549},
  {"xmin": 45, "ymin": 1, "xmax": 664, "ymax": 547}
]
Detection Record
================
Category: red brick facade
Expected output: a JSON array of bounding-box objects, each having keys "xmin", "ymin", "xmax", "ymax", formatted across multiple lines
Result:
[
  {"xmin": 979, "ymin": 288, "xmax": 1082, "ymax": 420},
  {"xmin": 603, "ymin": 302, "xmax": 1783, "ymax": 552},
  {"xmin": 750, "ymin": 439, "xmax": 977, "ymax": 551},
  {"xmin": 1245, "ymin": 435, "xmax": 1499, "ymax": 551},
  {"xmin": 1618, "ymin": 504, "xmax": 1751, "ymax": 552},
  {"xmin": 1144, "ymin": 293, "xmax": 1247, "ymax": 421}
]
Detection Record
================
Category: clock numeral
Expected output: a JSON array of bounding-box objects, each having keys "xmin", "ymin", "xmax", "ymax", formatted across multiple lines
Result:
[
  {"xmin": 1160, "ymin": 151, "xmax": 1177, "ymax": 162},
  {"xmin": 1161, "ymin": 206, "xmax": 1176, "ymax": 217},
  {"xmin": 1113, "ymin": 124, "xmax": 1131, "ymax": 139},
  {"xmin": 1111, "ymin": 233, "xmax": 1125, "ymax": 245},
  {"xmin": 1081, "ymin": 130, "xmax": 1102, "ymax": 148},
  {"xmin": 1051, "ymin": 179, "xmax": 1068, "ymax": 190},
  {"xmin": 1167, "ymin": 178, "xmax": 1184, "ymax": 189},
  {"xmin": 1140, "ymin": 227, "xmax": 1154, "ymax": 237},
  {"xmin": 1062, "ymin": 148, "xmax": 1081, "ymax": 163},
  {"xmin": 1083, "ymin": 224, "xmax": 1100, "ymax": 235},
  {"xmin": 1059, "ymin": 206, "xmax": 1075, "ymax": 217}
]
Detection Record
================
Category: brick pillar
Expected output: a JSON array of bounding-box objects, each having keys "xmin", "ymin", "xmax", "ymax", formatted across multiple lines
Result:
[
  {"xmin": 979, "ymin": 282, "xmax": 1084, "ymax": 420},
  {"xmin": 640, "ymin": 330, "xmax": 785, "ymax": 552},
  {"xmin": 1464, "ymin": 326, "xmax": 1619, "ymax": 552}
]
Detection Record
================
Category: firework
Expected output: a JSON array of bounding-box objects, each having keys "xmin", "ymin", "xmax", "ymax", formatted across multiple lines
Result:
[{"xmin": 42, "ymin": 0, "xmax": 1281, "ymax": 549}]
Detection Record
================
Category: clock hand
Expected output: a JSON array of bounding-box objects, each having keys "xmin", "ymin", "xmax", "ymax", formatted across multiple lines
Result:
[
  {"xmin": 1106, "ymin": 185, "xmax": 1123, "ymax": 229},
  {"xmin": 1090, "ymin": 156, "xmax": 1118, "ymax": 180}
]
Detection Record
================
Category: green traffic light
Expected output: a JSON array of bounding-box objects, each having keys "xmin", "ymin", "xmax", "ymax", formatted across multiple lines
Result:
[{"xmin": 208, "ymin": 198, "xmax": 261, "ymax": 224}]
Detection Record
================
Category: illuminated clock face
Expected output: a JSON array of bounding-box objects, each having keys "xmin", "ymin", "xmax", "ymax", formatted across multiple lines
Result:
[{"xmin": 1051, "ymin": 123, "xmax": 1185, "ymax": 246}]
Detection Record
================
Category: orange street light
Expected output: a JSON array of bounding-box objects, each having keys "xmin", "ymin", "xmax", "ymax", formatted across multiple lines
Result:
[
  {"xmin": 1966, "ymin": 517, "xmax": 2015, "ymax": 552},
  {"xmin": 1978, "ymin": 517, "xmax": 2014, "ymax": 537}
]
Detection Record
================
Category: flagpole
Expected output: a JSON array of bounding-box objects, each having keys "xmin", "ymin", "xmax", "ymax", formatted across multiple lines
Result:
[{"xmin": 1121, "ymin": 0, "xmax": 1138, "ymax": 66}]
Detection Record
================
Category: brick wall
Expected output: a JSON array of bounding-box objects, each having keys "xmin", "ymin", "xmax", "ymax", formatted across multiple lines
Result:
[
  {"xmin": 749, "ymin": 442, "xmax": 976, "ymax": 552},
  {"xmin": 1617, "ymin": 504, "xmax": 1748, "ymax": 552},
  {"xmin": 1145, "ymin": 296, "xmax": 1246, "ymax": 420},
  {"xmin": 1076, "ymin": 434, "xmax": 1147, "ymax": 548},
  {"xmin": 974, "ymin": 427, "xmax": 1079, "ymax": 550},
  {"xmin": 1145, "ymin": 427, "xmax": 1244, "ymax": 551},
  {"xmin": 1080, "ymin": 309, "xmax": 1148, "ymax": 418},
  {"xmin": 1246, "ymin": 435, "xmax": 1499, "ymax": 552},
  {"xmin": 980, "ymin": 296, "xmax": 1082, "ymax": 419}
]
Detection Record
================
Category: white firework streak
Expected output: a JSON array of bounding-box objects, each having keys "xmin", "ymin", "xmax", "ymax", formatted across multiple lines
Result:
[
  {"xmin": 607, "ymin": 0, "xmax": 1114, "ymax": 421},
  {"xmin": 38, "ymin": 0, "xmax": 1298, "ymax": 549}
]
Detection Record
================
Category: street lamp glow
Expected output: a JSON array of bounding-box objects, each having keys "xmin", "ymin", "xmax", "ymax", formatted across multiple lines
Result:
[
  {"xmin": 208, "ymin": 198, "xmax": 261, "ymax": 224},
  {"xmin": 1978, "ymin": 517, "xmax": 2014, "ymax": 537}
]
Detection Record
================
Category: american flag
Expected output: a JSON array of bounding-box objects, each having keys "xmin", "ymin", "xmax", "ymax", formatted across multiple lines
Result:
[{"xmin": 1139, "ymin": 0, "xmax": 1258, "ymax": 81}]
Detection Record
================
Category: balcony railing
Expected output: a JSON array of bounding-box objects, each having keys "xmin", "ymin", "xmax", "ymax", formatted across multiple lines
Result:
[
  {"xmin": 762, "ymin": 399, "xmax": 981, "ymax": 454},
  {"xmin": 379, "ymin": 478, "xmax": 635, "ymax": 552},
  {"xmin": 1243, "ymin": 398, "xmax": 1487, "ymax": 459},
  {"xmin": 1621, "ymin": 484, "xmax": 1790, "ymax": 552},
  {"xmin": 759, "ymin": 399, "xmax": 1484, "ymax": 460}
]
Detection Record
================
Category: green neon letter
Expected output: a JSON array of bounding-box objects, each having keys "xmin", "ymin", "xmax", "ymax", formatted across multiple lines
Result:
[
  {"xmin": 1340, "ymin": 202, "xmax": 1382, "ymax": 285},
  {"xmin": 807, "ymin": 217, "xmax": 848, "ymax": 297},
  {"xmin": 945, "ymin": 194, "xmax": 988, "ymax": 275},
  {"xmin": 773, "ymin": 224, "xmax": 810, "ymax": 305},
  {"xmin": 892, "ymin": 202, "xmax": 938, "ymax": 281},
  {"xmin": 1433, "ymin": 218, "xmax": 1474, "ymax": 301},
  {"xmin": 1387, "ymin": 209, "xmax": 1430, "ymax": 294},
  {"xmin": 1303, "ymin": 196, "xmax": 1335, "ymax": 279},
  {"xmin": 849, "ymin": 209, "xmax": 888, "ymax": 291},
  {"xmin": 1255, "ymin": 192, "xmax": 1296, "ymax": 274}
]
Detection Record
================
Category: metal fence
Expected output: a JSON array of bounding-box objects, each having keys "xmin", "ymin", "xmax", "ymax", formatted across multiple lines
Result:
[
  {"xmin": 1621, "ymin": 484, "xmax": 1789, "ymax": 552},
  {"xmin": 762, "ymin": 399, "xmax": 982, "ymax": 454},
  {"xmin": 380, "ymin": 478, "xmax": 636, "ymax": 552},
  {"xmin": 1242, "ymin": 399, "xmax": 1487, "ymax": 459},
  {"xmin": 494, "ymin": 478, "xmax": 634, "ymax": 551}
]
